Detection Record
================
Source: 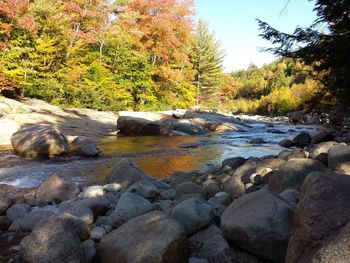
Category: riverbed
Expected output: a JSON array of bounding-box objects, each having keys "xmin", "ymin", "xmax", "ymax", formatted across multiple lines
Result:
[{"xmin": 0, "ymin": 117, "xmax": 320, "ymax": 189}]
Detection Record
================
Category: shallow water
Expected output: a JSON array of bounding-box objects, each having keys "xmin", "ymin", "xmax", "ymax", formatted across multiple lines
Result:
[{"xmin": 0, "ymin": 120, "xmax": 319, "ymax": 188}]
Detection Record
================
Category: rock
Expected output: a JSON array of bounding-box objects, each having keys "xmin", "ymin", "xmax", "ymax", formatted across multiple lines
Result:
[
  {"xmin": 171, "ymin": 121, "xmax": 207, "ymax": 135},
  {"xmin": 70, "ymin": 136, "xmax": 101, "ymax": 157},
  {"xmin": 189, "ymin": 224, "xmax": 223, "ymax": 252},
  {"xmin": 153, "ymin": 200, "xmax": 174, "ymax": 213},
  {"xmin": 311, "ymin": 131, "xmax": 335, "ymax": 143},
  {"xmin": 307, "ymin": 141, "xmax": 339, "ymax": 159},
  {"xmin": 105, "ymin": 192, "xmax": 119, "ymax": 204},
  {"xmin": 0, "ymin": 118, "xmax": 18, "ymax": 145},
  {"xmin": 306, "ymin": 115, "xmax": 320, "ymax": 125},
  {"xmin": 188, "ymin": 257, "xmax": 209, "ymax": 263},
  {"xmin": 56, "ymin": 212, "xmax": 91, "ymax": 240},
  {"xmin": 5, "ymin": 203, "xmax": 30, "ymax": 221},
  {"xmin": 289, "ymin": 110, "xmax": 306, "ymax": 124},
  {"xmin": 117, "ymin": 116, "xmax": 162, "ymax": 136},
  {"xmin": 335, "ymin": 161, "xmax": 350, "ymax": 175},
  {"xmin": 171, "ymin": 197, "xmax": 214, "ymax": 235},
  {"xmin": 79, "ymin": 185, "xmax": 106, "ymax": 199},
  {"xmin": 90, "ymin": 226, "xmax": 107, "ymax": 241},
  {"xmin": 221, "ymin": 157, "xmax": 246, "ymax": 169},
  {"xmin": 11, "ymin": 124, "xmax": 69, "ymax": 158},
  {"xmin": 206, "ymin": 122, "xmax": 242, "ymax": 133},
  {"xmin": 266, "ymin": 128, "xmax": 285, "ymax": 134},
  {"xmin": 106, "ymin": 158, "xmax": 157, "ymax": 190},
  {"xmin": 311, "ymin": 221, "xmax": 350, "ymax": 263},
  {"xmin": 235, "ymin": 249, "xmax": 265, "ymax": 263},
  {"xmin": 249, "ymin": 138, "xmax": 266, "ymax": 144},
  {"xmin": 328, "ymin": 144, "xmax": 350, "ymax": 170},
  {"xmin": 169, "ymin": 172, "xmax": 198, "ymax": 188},
  {"xmin": 0, "ymin": 196, "xmax": 11, "ymax": 215},
  {"xmin": 279, "ymin": 188, "xmax": 299, "ymax": 208},
  {"xmin": 202, "ymin": 180, "xmax": 220, "ymax": 198},
  {"xmin": 58, "ymin": 203, "xmax": 94, "ymax": 225},
  {"xmin": 81, "ymin": 239, "xmax": 96, "ymax": 263},
  {"xmin": 108, "ymin": 192, "xmax": 154, "ymax": 227},
  {"xmin": 208, "ymin": 192, "xmax": 231, "ymax": 209},
  {"xmin": 36, "ymin": 175, "xmax": 80, "ymax": 203},
  {"xmin": 128, "ymin": 180, "xmax": 160, "ymax": 199},
  {"xmin": 175, "ymin": 182, "xmax": 207, "ymax": 200},
  {"xmin": 278, "ymin": 139, "xmax": 295, "ymax": 148},
  {"xmin": 222, "ymin": 174, "xmax": 245, "ymax": 199},
  {"xmin": 0, "ymin": 216, "xmax": 11, "ymax": 230},
  {"xmin": 268, "ymin": 158, "xmax": 329, "ymax": 193},
  {"xmin": 278, "ymin": 150, "xmax": 307, "ymax": 160},
  {"xmin": 286, "ymin": 172, "xmax": 350, "ymax": 263},
  {"xmin": 160, "ymin": 189, "xmax": 176, "ymax": 200},
  {"xmin": 9, "ymin": 210, "xmax": 54, "ymax": 232},
  {"xmin": 198, "ymin": 234, "xmax": 237, "ymax": 263},
  {"xmin": 98, "ymin": 211, "xmax": 189, "ymax": 263},
  {"xmin": 293, "ymin": 132, "xmax": 311, "ymax": 147},
  {"xmin": 76, "ymin": 197, "xmax": 110, "ymax": 217},
  {"xmin": 20, "ymin": 216, "xmax": 84, "ymax": 263},
  {"xmin": 103, "ymin": 183, "xmax": 122, "ymax": 194},
  {"xmin": 221, "ymin": 190, "xmax": 294, "ymax": 263}
]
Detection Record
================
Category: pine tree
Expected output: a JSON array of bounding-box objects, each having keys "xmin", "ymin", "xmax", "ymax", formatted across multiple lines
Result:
[{"xmin": 190, "ymin": 19, "xmax": 225, "ymax": 108}]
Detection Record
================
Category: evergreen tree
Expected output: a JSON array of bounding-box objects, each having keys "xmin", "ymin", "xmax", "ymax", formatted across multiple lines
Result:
[
  {"xmin": 190, "ymin": 19, "xmax": 225, "ymax": 107},
  {"xmin": 257, "ymin": 0, "xmax": 350, "ymax": 104}
]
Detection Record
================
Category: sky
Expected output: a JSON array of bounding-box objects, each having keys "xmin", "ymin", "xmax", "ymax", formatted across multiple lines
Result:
[{"xmin": 195, "ymin": 0, "xmax": 318, "ymax": 72}]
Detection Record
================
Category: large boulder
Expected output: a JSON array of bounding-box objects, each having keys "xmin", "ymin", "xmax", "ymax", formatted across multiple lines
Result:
[
  {"xmin": 106, "ymin": 158, "xmax": 157, "ymax": 190},
  {"xmin": 288, "ymin": 110, "xmax": 306, "ymax": 124},
  {"xmin": 222, "ymin": 173, "xmax": 245, "ymax": 199},
  {"xmin": 268, "ymin": 158, "xmax": 329, "ymax": 193},
  {"xmin": 221, "ymin": 157, "xmax": 246, "ymax": 169},
  {"xmin": 20, "ymin": 216, "xmax": 84, "ymax": 263},
  {"xmin": 286, "ymin": 172, "xmax": 350, "ymax": 263},
  {"xmin": 328, "ymin": 144, "xmax": 350, "ymax": 170},
  {"xmin": 307, "ymin": 141, "xmax": 339, "ymax": 159},
  {"xmin": 171, "ymin": 197, "xmax": 214, "ymax": 235},
  {"xmin": 117, "ymin": 116, "xmax": 162, "ymax": 136},
  {"xmin": 36, "ymin": 175, "xmax": 80, "ymax": 203},
  {"xmin": 293, "ymin": 132, "xmax": 311, "ymax": 148},
  {"xmin": 9, "ymin": 210, "xmax": 54, "ymax": 232},
  {"xmin": 221, "ymin": 189, "xmax": 294, "ymax": 263},
  {"xmin": 70, "ymin": 136, "xmax": 101, "ymax": 157},
  {"xmin": 98, "ymin": 211, "xmax": 189, "ymax": 263},
  {"xmin": 175, "ymin": 182, "xmax": 207, "ymax": 200},
  {"xmin": 108, "ymin": 192, "xmax": 154, "ymax": 227},
  {"xmin": 11, "ymin": 124, "xmax": 69, "ymax": 158}
]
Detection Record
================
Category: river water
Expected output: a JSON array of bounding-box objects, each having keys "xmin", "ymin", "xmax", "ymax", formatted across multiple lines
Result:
[{"xmin": 0, "ymin": 118, "xmax": 318, "ymax": 188}]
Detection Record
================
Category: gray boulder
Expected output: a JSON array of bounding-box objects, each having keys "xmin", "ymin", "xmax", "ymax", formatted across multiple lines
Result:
[
  {"xmin": 20, "ymin": 216, "xmax": 84, "ymax": 263},
  {"xmin": 6, "ymin": 203, "xmax": 30, "ymax": 221},
  {"xmin": 11, "ymin": 124, "xmax": 69, "ymax": 158},
  {"xmin": 81, "ymin": 239, "xmax": 96, "ymax": 263},
  {"xmin": 70, "ymin": 136, "xmax": 101, "ymax": 157},
  {"xmin": 278, "ymin": 139, "xmax": 295, "ymax": 148},
  {"xmin": 175, "ymin": 182, "xmax": 207, "ymax": 200},
  {"xmin": 307, "ymin": 141, "xmax": 339, "ymax": 159},
  {"xmin": 221, "ymin": 189, "xmax": 294, "ymax": 263},
  {"xmin": 76, "ymin": 197, "xmax": 110, "ymax": 217},
  {"xmin": 171, "ymin": 197, "xmax": 214, "ymax": 235},
  {"xmin": 117, "ymin": 116, "xmax": 162, "ymax": 136},
  {"xmin": 221, "ymin": 157, "xmax": 246, "ymax": 169},
  {"xmin": 268, "ymin": 158, "xmax": 329, "ymax": 193},
  {"xmin": 328, "ymin": 144, "xmax": 350, "ymax": 170},
  {"xmin": 108, "ymin": 192, "xmax": 153, "ymax": 227},
  {"xmin": 128, "ymin": 180, "xmax": 160, "ymax": 199},
  {"xmin": 189, "ymin": 224, "xmax": 223, "ymax": 252},
  {"xmin": 223, "ymin": 174, "xmax": 245, "ymax": 199},
  {"xmin": 9, "ymin": 210, "xmax": 54, "ymax": 232},
  {"xmin": 98, "ymin": 211, "xmax": 189, "ymax": 263},
  {"xmin": 0, "ymin": 197, "xmax": 11, "ymax": 215},
  {"xmin": 293, "ymin": 132, "xmax": 311, "ymax": 147},
  {"xmin": 36, "ymin": 175, "xmax": 80, "ymax": 203}
]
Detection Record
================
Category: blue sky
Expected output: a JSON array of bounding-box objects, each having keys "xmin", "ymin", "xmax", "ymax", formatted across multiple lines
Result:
[{"xmin": 195, "ymin": 0, "xmax": 317, "ymax": 72}]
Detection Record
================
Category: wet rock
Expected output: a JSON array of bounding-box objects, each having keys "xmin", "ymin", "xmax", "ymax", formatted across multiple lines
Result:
[
  {"xmin": 221, "ymin": 190, "xmax": 294, "ymax": 263},
  {"xmin": 81, "ymin": 239, "xmax": 96, "ymax": 263},
  {"xmin": 36, "ymin": 175, "xmax": 80, "ymax": 203},
  {"xmin": 98, "ymin": 211, "xmax": 189, "ymax": 263},
  {"xmin": 0, "ymin": 197, "xmax": 11, "ymax": 215},
  {"xmin": 20, "ymin": 216, "xmax": 84, "ymax": 263},
  {"xmin": 311, "ymin": 131, "xmax": 335, "ymax": 143},
  {"xmin": 293, "ymin": 132, "xmax": 311, "ymax": 147},
  {"xmin": 278, "ymin": 139, "xmax": 295, "ymax": 148},
  {"xmin": 11, "ymin": 124, "xmax": 69, "ymax": 158},
  {"xmin": 175, "ymin": 182, "xmax": 206, "ymax": 200},
  {"xmin": 266, "ymin": 128, "xmax": 285, "ymax": 134},
  {"xmin": 328, "ymin": 144, "xmax": 350, "ymax": 170},
  {"xmin": 171, "ymin": 197, "xmax": 214, "ymax": 235},
  {"xmin": 6, "ymin": 203, "xmax": 30, "ymax": 221},
  {"xmin": 286, "ymin": 172, "xmax": 350, "ymax": 263},
  {"xmin": 79, "ymin": 185, "xmax": 106, "ymax": 199},
  {"xmin": 108, "ymin": 192, "xmax": 153, "ymax": 227},
  {"xmin": 128, "ymin": 180, "xmax": 160, "ymax": 199},
  {"xmin": 221, "ymin": 157, "xmax": 246, "ymax": 169},
  {"xmin": 268, "ymin": 158, "xmax": 329, "ymax": 193},
  {"xmin": 249, "ymin": 138, "xmax": 266, "ymax": 144},
  {"xmin": 9, "ymin": 210, "xmax": 54, "ymax": 232},
  {"xmin": 106, "ymin": 158, "xmax": 157, "ymax": 190}
]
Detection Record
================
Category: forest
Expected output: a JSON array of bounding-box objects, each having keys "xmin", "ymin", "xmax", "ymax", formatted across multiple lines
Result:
[{"xmin": 0, "ymin": 0, "xmax": 349, "ymax": 113}]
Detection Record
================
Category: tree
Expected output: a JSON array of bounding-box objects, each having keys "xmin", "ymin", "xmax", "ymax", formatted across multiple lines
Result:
[
  {"xmin": 257, "ymin": 0, "xmax": 350, "ymax": 104},
  {"xmin": 190, "ymin": 19, "xmax": 225, "ymax": 107}
]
